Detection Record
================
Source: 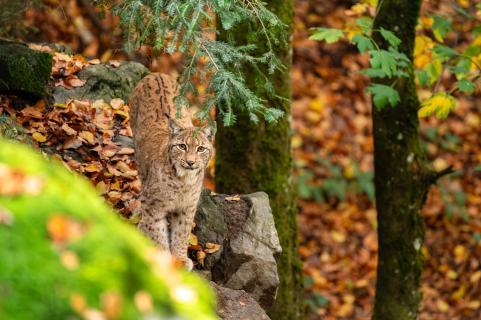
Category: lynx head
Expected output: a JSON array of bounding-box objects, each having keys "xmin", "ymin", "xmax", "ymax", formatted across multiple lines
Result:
[{"xmin": 168, "ymin": 120, "xmax": 214, "ymax": 177}]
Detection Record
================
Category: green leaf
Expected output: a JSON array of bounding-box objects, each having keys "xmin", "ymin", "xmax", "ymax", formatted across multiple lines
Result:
[
  {"xmin": 475, "ymin": 165, "xmax": 481, "ymax": 172},
  {"xmin": 379, "ymin": 28, "xmax": 401, "ymax": 48},
  {"xmin": 450, "ymin": 58, "xmax": 472, "ymax": 80},
  {"xmin": 458, "ymin": 79, "xmax": 476, "ymax": 94},
  {"xmin": 309, "ymin": 27, "xmax": 344, "ymax": 43},
  {"xmin": 425, "ymin": 60, "xmax": 443, "ymax": 85},
  {"xmin": 464, "ymin": 45, "xmax": 481, "ymax": 57},
  {"xmin": 359, "ymin": 68, "xmax": 388, "ymax": 78},
  {"xmin": 352, "ymin": 34, "xmax": 374, "ymax": 53},
  {"xmin": 473, "ymin": 25, "xmax": 481, "ymax": 37},
  {"xmin": 415, "ymin": 69, "xmax": 430, "ymax": 87},
  {"xmin": 367, "ymin": 83, "xmax": 400, "ymax": 109},
  {"xmin": 370, "ymin": 50, "xmax": 397, "ymax": 78},
  {"xmin": 432, "ymin": 44, "xmax": 457, "ymax": 59},
  {"xmin": 355, "ymin": 17, "xmax": 373, "ymax": 33},
  {"xmin": 432, "ymin": 15, "xmax": 452, "ymax": 42}
]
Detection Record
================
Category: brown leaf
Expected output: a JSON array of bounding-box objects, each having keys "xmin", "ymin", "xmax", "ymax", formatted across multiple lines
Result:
[
  {"xmin": 61, "ymin": 123, "xmax": 77, "ymax": 136},
  {"xmin": 63, "ymin": 137, "xmax": 83, "ymax": 149},
  {"xmin": 79, "ymin": 131, "xmax": 96, "ymax": 145},
  {"xmin": 204, "ymin": 242, "xmax": 222, "ymax": 254}
]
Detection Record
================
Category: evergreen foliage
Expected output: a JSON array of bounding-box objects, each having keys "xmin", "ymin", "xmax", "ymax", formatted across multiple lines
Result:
[{"xmin": 93, "ymin": 0, "xmax": 288, "ymax": 126}]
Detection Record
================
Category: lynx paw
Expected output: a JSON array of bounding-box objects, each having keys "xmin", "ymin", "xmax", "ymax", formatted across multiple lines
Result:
[{"xmin": 184, "ymin": 258, "xmax": 194, "ymax": 271}]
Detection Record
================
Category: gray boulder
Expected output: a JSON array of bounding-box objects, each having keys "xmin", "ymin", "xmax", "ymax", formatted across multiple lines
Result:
[
  {"xmin": 195, "ymin": 190, "xmax": 282, "ymax": 310},
  {"xmin": 53, "ymin": 61, "xmax": 149, "ymax": 103},
  {"xmin": 211, "ymin": 282, "xmax": 270, "ymax": 320}
]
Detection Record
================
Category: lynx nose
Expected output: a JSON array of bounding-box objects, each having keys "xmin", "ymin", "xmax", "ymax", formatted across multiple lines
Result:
[{"xmin": 186, "ymin": 160, "xmax": 194, "ymax": 167}]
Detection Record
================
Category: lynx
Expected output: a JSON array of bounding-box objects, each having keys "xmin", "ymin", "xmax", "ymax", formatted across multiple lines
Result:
[{"xmin": 129, "ymin": 73, "xmax": 213, "ymax": 270}]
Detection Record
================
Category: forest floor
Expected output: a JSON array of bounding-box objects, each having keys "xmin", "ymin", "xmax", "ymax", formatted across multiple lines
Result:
[{"xmin": 2, "ymin": 0, "xmax": 481, "ymax": 319}]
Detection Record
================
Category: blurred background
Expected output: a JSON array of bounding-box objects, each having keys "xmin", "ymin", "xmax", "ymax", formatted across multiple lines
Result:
[{"xmin": 2, "ymin": 0, "xmax": 481, "ymax": 319}]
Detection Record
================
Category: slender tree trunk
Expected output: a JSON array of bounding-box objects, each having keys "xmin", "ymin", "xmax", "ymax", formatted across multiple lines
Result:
[
  {"xmin": 215, "ymin": 1, "xmax": 303, "ymax": 319},
  {"xmin": 371, "ymin": 1, "xmax": 445, "ymax": 319}
]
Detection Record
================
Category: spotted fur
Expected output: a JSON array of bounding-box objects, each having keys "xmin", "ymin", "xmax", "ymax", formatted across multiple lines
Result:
[{"xmin": 129, "ymin": 73, "xmax": 213, "ymax": 270}]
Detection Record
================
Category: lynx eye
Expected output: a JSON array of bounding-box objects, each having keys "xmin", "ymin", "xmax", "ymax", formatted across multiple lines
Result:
[
  {"xmin": 197, "ymin": 146, "xmax": 206, "ymax": 153},
  {"xmin": 178, "ymin": 144, "xmax": 187, "ymax": 151}
]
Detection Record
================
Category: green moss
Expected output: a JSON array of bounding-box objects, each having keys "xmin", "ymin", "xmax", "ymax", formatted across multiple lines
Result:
[
  {"xmin": 371, "ymin": 1, "xmax": 429, "ymax": 319},
  {"xmin": 215, "ymin": 0, "xmax": 303, "ymax": 318},
  {"xmin": 0, "ymin": 139, "xmax": 216, "ymax": 320},
  {"xmin": 0, "ymin": 43, "xmax": 52, "ymax": 98}
]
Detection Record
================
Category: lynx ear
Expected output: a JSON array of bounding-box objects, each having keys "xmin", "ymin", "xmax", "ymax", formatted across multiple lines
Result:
[
  {"xmin": 169, "ymin": 119, "xmax": 183, "ymax": 136},
  {"xmin": 201, "ymin": 123, "xmax": 216, "ymax": 141}
]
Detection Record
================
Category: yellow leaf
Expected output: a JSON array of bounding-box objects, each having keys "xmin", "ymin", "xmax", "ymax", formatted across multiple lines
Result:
[
  {"xmin": 331, "ymin": 231, "xmax": 346, "ymax": 243},
  {"xmin": 79, "ymin": 131, "xmax": 95, "ymax": 144},
  {"xmin": 414, "ymin": 35, "xmax": 434, "ymax": 57},
  {"xmin": 350, "ymin": 3, "xmax": 369, "ymax": 14},
  {"xmin": 470, "ymin": 270, "xmax": 481, "ymax": 283},
  {"xmin": 32, "ymin": 132, "xmax": 47, "ymax": 143},
  {"xmin": 454, "ymin": 245, "xmax": 466, "ymax": 259},
  {"xmin": 196, "ymin": 251, "xmax": 206, "ymax": 267},
  {"xmin": 433, "ymin": 158, "xmax": 448, "ymax": 172},
  {"xmin": 114, "ymin": 110, "xmax": 129, "ymax": 119},
  {"xmin": 451, "ymin": 285, "xmax": 466, "ymax": 300},
  {"xmin": 447, "ymin": 270, "xmax": 458, "ymax": 279},
  {"xmin": 457, "ymin": 0, "xmax": 469, "ymax": 8},
  {"xmin": 308, "ymin": 97, "xmax": 325, "ymax": 113},
  {"xmin": 189, "ymin": 233, "xmax": 198, "ymax": 246},
  {"xmin": 418, "ymin": 93, "xmax": 456, "ymax": 119},
  {"xmin": 291, "ymin": 135, "xmax": 302, "ymax": 149},
  {"xmin": 414, "ymin": 53, "xmax": 431, "ymax": 69},
  {"xmin": 437, "ymin": 300, "xmax": 449, "ymax": 312}
]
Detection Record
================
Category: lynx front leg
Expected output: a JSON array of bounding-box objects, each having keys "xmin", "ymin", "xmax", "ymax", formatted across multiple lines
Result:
[
  {"xmin": 169, "ymin": 206, "xmax": 196, "ymax": 271},
  {"xmin": 138, "ymin": 207, "xmax": 170, "ymax": 251}
]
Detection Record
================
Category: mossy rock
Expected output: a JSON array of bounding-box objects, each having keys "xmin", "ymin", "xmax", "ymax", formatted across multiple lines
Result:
[
  {"xmin": 0, "ymin": 41, "xmax": 52, "ymax": 99},
  {"xmin": 0, "ymin": 139, "xmax": 216, "ymax": 320},
  {"xmin": 52, "ymin": 62, "xmax": 149, "ymax": 103}
]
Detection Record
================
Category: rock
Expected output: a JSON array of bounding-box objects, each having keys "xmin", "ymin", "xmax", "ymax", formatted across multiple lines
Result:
[
  {"xmin": 195, "ymin": 191, "xmax": 282, "ymax": 310},
  {"xmin": 53, "ymin": 61, "xmax": 149, "ymax": 103},
  {"xmin": 0, "ymin": 40, "xmax": 52, "ymax": 99},
  {"xmin": 211, "ymin": 282, "xmax": 270, "ymax": 320}
]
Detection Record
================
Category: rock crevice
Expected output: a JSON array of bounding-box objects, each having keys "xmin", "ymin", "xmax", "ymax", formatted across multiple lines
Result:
[{"xmin": 195, "ymin": 190, "xmax": 282, "ymax": 319}]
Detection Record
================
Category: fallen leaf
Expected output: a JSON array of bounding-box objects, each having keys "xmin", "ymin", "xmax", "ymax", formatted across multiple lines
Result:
[
  {"xmin": 204, "ymin": 242, "xmax": 221, "ymax": 254},
  {"xmin": 225, "ymin": 195, "xmax": 241, "ymax": 201},
  {"xmin": 32, "ymin": 132, "xmax": 47, "ymax": 143}
]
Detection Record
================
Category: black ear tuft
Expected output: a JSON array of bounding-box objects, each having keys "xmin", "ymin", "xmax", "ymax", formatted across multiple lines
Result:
[{"xmin": 169, "ymin": 119, "xmax": 182, "ymax": 136}]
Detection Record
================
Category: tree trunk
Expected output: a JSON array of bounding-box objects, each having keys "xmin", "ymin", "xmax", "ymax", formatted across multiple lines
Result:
[
  {"xmin": 215, "ymin": 1, "xmax": 303, "ymax": 319},
  {"xmin": 371, "ymin": 1, "xmax": 440, "ymax": 319}
]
